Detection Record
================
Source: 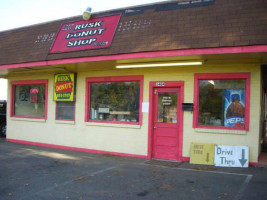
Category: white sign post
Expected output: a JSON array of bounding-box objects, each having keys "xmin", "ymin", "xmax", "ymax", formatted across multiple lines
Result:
[{"xmin": 214, "ymin": 146, "xmax": 249, "ymax": 167}]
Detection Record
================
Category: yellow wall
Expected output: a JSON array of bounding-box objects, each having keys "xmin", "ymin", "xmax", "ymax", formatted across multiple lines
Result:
[{"xmin": 6, "ymin": 63, "xmax": 262, "ymax": 162}]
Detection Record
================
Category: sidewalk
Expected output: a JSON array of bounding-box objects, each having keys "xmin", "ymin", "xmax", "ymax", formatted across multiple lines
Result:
[{"xmin": 0, "ymin": 138, "xmax": 267, "ymax": 200}]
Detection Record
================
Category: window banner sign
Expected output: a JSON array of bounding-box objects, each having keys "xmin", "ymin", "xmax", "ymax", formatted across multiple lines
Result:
[
  {"xmin": 54, "ymin": 74, "xmax": 75, "ymax": 101},
  {"xmin": 50, "ymin": 14, "xmax": 121, "ymax": 53},
  {"xmin": 224, "ymin": 89, "xmax": 245, "ymax": 128}
]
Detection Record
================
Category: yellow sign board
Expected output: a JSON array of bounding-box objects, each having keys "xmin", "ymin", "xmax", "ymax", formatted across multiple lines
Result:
[
  {"xmin": 190, "ymin": 143, "xmax": 215, "ymax": 165},
  {"xmin": 54, "ymin": 73, "xmax": 75, "ymax": 101}
]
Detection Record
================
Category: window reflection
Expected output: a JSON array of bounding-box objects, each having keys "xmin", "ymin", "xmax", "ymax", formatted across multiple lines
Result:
[
  {"xmin": 14, "ymin": 84, "xmax": 45, "ymax": 117},
  {"xmin": 198, "ymin": 79, "xmax": 245, "ymax": 128},
  {"xmin": 56, "ymin": 101, "xmax": 75, "ymax": 120},
  {"xmin": 89, "ymin": 81, "xmax": 140, "ymax": 122}
]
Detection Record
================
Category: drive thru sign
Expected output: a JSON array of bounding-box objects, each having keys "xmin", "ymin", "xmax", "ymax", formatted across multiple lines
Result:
[{"xmin": 214, "ymin": 146, "xmax": 249, "ymax": 167}]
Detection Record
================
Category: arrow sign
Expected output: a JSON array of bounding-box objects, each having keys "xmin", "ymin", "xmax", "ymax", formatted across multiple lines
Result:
[
  {"xmin": 239, "ymin": 149, "xmax": 248, "ymax": 167},
  {"xmin": 215, "ymin": 146, "xmax": 249, "ymax": 167}
]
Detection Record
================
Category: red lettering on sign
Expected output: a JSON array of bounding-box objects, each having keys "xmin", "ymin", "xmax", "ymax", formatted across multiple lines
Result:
[{"xmin": 55, "ymin": 82, "xmax": 73, "ymax": 93}]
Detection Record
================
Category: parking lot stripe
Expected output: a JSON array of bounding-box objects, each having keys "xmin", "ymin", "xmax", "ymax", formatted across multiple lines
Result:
[
  {"xmin": 233, "ymin": 174, "xmax": 253, "ymax": 200},
  {"xmin": 141, "ymin": 162, "xmax": 253, "ymax": 200},
  {"xmin": 18, "ymin": 166, "xmax": 118, "ymax": 200},
  {"xmin": 141, "ymin": 162, "xmax": 253, "ymax": 177}
]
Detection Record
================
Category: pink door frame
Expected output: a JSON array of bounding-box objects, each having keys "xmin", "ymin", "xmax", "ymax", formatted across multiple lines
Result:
[
  {"xmin": 152, "ymin": 87, "xmax": 180, "ymax": 161},
  {"xmin": 148, "ymin": 81, "xmax": 184, "ymax": 162}
]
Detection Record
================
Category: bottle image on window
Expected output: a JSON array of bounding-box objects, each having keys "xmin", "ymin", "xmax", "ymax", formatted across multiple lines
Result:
[
  {"xmin": 30, "ymin": 88, "xmax": 39, "ymax": 103},
  {"xmin": 225, "ymin": 92, "xmax": 245, "ymax": 128}
]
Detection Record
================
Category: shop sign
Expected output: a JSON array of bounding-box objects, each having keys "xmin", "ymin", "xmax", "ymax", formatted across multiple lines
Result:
[
  {"xmin": 50, "ymin": 14, "xmax": 121, "ymax": 53},
  {"xmin": 214, "ymin": 145, "xmax": 249, "ymax": 167},
  {"xmin": 190, "ymin": 143, "xmax": 215, "ymax": 165},
  {"xmin": 54, "ymin": 74, "xmax": 75, "ymax": 101},
  {"xmin": 98, "ymin": 107, "xmax": 110, "ymax": 113}
]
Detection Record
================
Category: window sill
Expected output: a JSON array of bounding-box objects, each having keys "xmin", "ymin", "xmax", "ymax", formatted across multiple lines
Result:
[
  {"xmin": 55, "ymin": 120, "xmax": 75, "ymax": 125},
  {"xmin": 194, "ymin": 128, "xmax": 247, "ymax": 135},
  {"xmin": 85, "ymin": 122, "xmax": 141, "ymax": 129},
  {"xmin": 11, "ymin": 117, "xmax": 46, "ymax": 123}
]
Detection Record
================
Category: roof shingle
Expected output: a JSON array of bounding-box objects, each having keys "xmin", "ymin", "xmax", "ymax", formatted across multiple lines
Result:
[{"xmin": 0, "ymin": 0, "xmax": 266, "ymax": 65}]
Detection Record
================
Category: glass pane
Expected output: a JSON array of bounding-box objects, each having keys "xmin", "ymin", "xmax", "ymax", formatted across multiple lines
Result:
[
  {"xmin": 198, "ymin": 79, "xmax": 245, "ymax": 128},
  {"xmin": 90, "ymin": 81, "xmax": 140, "ymax": 122},
  {"xmin": 157, "ymin": 92, "xmax": 177, "ymax": 123},
  {"xmin": 56, "ymin": 101, "xmax": 75, "ymax": 120},
  {"xmin": 14, "ymin": 84, "xmax": 45, "ymax": 117}
]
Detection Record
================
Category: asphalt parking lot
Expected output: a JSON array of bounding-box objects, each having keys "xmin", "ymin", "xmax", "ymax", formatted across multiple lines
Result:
[{"xmin": 0, "ymin": 138, "xmax": 267, "ymax": 200}]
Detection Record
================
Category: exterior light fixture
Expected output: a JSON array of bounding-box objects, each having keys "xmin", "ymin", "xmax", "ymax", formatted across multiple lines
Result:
[
  {"xmin": 116, "ymin": 61, "xmax": 203, "ymax": 69},
  {"xmin": 83, "ymin": 7, "xmax": 92, "ymax": 20}
]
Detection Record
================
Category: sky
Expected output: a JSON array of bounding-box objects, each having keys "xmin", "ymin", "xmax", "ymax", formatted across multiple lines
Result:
[
  {"xmin": 0, "ymin": 0, "xmax": 164, "ymax": 32},
  {"xmin": 0, "ymin": 0, "xmax": 165, "ymax": 100}
]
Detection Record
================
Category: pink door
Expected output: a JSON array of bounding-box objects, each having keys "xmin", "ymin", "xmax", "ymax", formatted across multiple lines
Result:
[{"xmin": 152, "ymin": 88, "xmax": 180, "ymax": 161}]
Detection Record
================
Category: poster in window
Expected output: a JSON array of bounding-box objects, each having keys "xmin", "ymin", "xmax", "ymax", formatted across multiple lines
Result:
[{"xmin": 224, "ymin": 89, "xmax": 245, "ymax": 128}]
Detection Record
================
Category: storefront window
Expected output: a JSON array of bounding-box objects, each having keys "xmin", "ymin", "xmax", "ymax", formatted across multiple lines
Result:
[
  {"xmin": 194, "ymin": 73, "xmax": 250, "ymax": 130},
  {"xmin": 56, "ymin": 102, "xmax": 75, "ymax": 120},
  {"xmin": 86, "ymin": 76, "xmax": 143, "ymax": 124},
  {"xmin": 11, "ymin": 80, "xmax": 48, "ymax": 119}
]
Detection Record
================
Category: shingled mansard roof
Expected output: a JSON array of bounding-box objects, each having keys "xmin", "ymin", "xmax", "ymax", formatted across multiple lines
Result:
[{"xmin": 0, "ymin": 0, "xmax": 267, "ymax": 66}]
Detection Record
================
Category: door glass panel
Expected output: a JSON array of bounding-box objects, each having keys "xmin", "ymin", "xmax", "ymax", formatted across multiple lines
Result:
[{"xmin": 157, "ymin": 92, "xmax": 177, "ymax": 123}]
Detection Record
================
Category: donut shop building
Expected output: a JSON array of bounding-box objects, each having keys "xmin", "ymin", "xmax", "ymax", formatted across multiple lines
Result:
[{"xmin": 0, "ymin": 0, "xmax": 267, "ymax": 165}]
